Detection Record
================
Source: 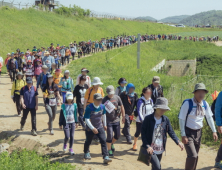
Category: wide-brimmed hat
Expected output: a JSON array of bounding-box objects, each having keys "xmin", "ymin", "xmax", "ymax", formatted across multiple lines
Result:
[
  {"xmin": 44, "ymin": 51, "xmax": 50, "ymax": 55},
  {"xmin": 81, "ymin": 68, "xmax": 89, "ymax": 73},
  {"xmin": 152, "ymin": 76, "xmax": 160, "ymax": 83},
  {"xmin": 192, "ymin": 83, "xmax": 208, "ymax": 93},
  {"xmin": 17, "ymin": 72, "xmax": 23, "ymax": 76},
  {"xmin": 153, "ymin": 97, "xmax": 170, "ymax": 110},
  {"xmin": 92, "ymin": 77, "xmax": 103, "ymax": 86}
]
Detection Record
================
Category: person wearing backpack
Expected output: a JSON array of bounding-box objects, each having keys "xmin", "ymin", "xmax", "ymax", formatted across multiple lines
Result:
[
  {"xmin": 59, "ymin": 70, "xmax": 74, "ymax": 103},
  {"xmin": 15, "ymin": 53, "xmax": 23, "ymax": 72},
  {"xmin": 20, "ymin": 77, "xmax": 39, "ymax": 136},
  {"xmin": 120, "ymin": 83, "xmax": 138, "ymax": 144},
  {"xmin": 115, "ymin": 78, "xmax": 127, "ymax": 96},
  {"xmin": 214, "ymin": 91, "xmax": 222, "ymax": 169},
  {"xmin": 102, "ymin": 85, "xmax": 125, "ymax": 157},
  {"xmin": 70, "ymin": 44, "xmax": 76, "ymax": 60},
  {"xmin": 23, "ymin": 60, "xmax": 34, "ymax": 78},
  {"xmin": 36, "ymin": 65, "xmax": 49, "ymax": 91},
  {"xmin": 11, "ymin": 72, "xmax": 26, "ymax": 116},
  {"xmin": 83, "ymin": 93, "xmax": 112, "ymax": 164},
  {"xmin": 76, "ymin": 68, "xmax": 91, "ymax": 87},
  {"xmin": 7, "ymin": 53, "xmax": 18, "ymax": 82},
  {"xmin": 133, "ymin": 87, "xmax": 154, "ymax": 151},
  {"xmin": 179, "ymin": 83, "xmax": 218, "ymax": 170},
  {"xmin": 148, "ymin": 76, "xmax": 164, "ymax": 104}
]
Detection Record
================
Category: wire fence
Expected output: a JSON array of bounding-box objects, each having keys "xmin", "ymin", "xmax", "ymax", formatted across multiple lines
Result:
[{"xmin": 0, "ymin": 0, "xmax": 34, "ymax": 9}]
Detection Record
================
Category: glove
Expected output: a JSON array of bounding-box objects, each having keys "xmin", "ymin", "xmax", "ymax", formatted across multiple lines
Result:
[{"xmin": 11, "ymin": 96, "xmax": 14, "ymax": 99}]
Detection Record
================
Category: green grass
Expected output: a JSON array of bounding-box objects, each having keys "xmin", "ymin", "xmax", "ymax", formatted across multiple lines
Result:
[
  {"xmin": 0, "ymin": 149, "xmax": 75, "ymax": 170},
  {"xmin": 175, "ymin": 30, "xmax": 222, "ymax": 38}
]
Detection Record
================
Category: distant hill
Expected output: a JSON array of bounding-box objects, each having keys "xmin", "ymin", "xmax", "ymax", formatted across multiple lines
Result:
[
  {"xmin": 135, "ymin": 16, "xmax": 157, "ymax": 22},
  {"xmin": 159, "ymin": 15, "xmax": 190, "ymax": 23},
  {"xmin": 180, "ymin": 10, "xmax": 222, "ymax": 26}
]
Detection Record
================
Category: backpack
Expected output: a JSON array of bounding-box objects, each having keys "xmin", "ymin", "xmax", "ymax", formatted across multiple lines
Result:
[
  {"xmin": 134, "ymin": 99, "xmax": 153, "ymax": 117},
  {"xmin": 87, "ymin": 87, "xmax": 102, "ymax": 100},
  {"xmin": 9, "ymin": 59, "xmax": 16, "ymax": 70},
  {"xmin": 211, "ymin": 98, "xmax": 217, "ymax": 121},
  {"xmin": 178, "ymin": 99, "xmax": 208, "ymax": 126}
]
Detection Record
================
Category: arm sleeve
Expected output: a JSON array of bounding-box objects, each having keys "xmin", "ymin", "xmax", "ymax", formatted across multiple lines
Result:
[
  {"xmin": 71, "ymin": 79, "xmax": 74, "ymax": 91},
  {"xmin": 179, "ymin": 119, "xmax": 186, "ymax": 136},
  {"xmin": 85, "ymin": 119, "xmax": 95, "ymax": 130},
  {"xmin": 115, "ymin": 88, "xmax": 119, "ymax": 95},
  {"xmin": 137, "ymin": 100, "xmax": 144, "ymax": 122},
  {"xmin": 206, "ymin": 116, "xmax": 217, "ymax": 133},
  {"xmin": 167, "ymin": 118, "xmax": 179, "ymax": 144},
  {"xmin": 11, "ymin": 81, "xmax": 15, "ymax": 96},
  {"xmin": 178, "ymin": 101, "xmax": 189, "ymax": 120},
  {"xmin": 88, "ymin": 77, "xmax": 91, "ymax": 87},
  {"xmin": 102, "ymin": 114, "xmax": 107, "ymax": 126},
  {"xmin": 215, "ymin": 92, "xmax": 222, "ymax": 126},
  {"xmin": 73, "ymin": 86, "xmax": 77, "ymax": 98}
]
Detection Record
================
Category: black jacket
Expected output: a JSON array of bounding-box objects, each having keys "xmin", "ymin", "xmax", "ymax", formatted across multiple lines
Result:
[
  {"xmin": 120, "ymin": 92, "xmax": 138, "ymax": 115},
  {"xmin": 141, "ymin": 113, "xmax": 179, "ymax": 150},
  {"xmin": 15, "ymin": 57, "xmax": 23, "ymax": 68},
  {"xmin": 148, "ymin": 84, "xmax": 164, "ymax": 104}
]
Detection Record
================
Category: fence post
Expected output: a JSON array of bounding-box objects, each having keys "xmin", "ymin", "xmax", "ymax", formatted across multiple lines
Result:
[{"xmin": 137, "ymin": 33, "xmax": 141, "ymax": 69}]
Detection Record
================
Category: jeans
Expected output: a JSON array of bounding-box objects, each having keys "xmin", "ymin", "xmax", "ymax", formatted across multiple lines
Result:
[
  {"xmin": 20, "ymin": 108, "xmax": 36, "ymax": 131},
  {"xmin": 84, "ymin": 128, "xmax": 108, "ymax": 158},
  {"xmin": 14, "ymin": 94, "xmax": 22, "ymax": 115},
  {"xmin": 62, "ymin": 92, "xmax": 66, "ymax": 103},
  {"xmin": 134, "ymin": 122, "xmax": 142, "ymax": 138},
  {"xmin": 61, "ymin": 57, "xmax": 65, "ymax": 66},
  {"xmin": 122, "ymin": 114, "xmax": 132, "ymax": 142},
  {"xmin": 71, "ymin": 52, "xmax": 75, "ymax": 60},
  {"xmin": 151, "ymin": 153, "xmax": 162, "ymax": 170},
  {"xmin": 78, "ymin": 108, "xmax": 85, "ymax": 128},
  {"xmin": 45, "ymin": 104, "xmax": 57, "ymax": 130},
  {"xmin": 9, "ymin": 70, "xmax": 16, "ymax": 81},
  {"xmin": 65, "ymin": 56, "xmax": 70, "ymax": 64},
  {"xmin": 216, "ymin": 143, "xmax": 222, "ymax": 162},
  {"xmin": 106, "ymin": 122, "xmax": 120, "ymax": 143},
  {"xmin": 64, "ymin": 123, "xmax": 75, "ymax": 149}
]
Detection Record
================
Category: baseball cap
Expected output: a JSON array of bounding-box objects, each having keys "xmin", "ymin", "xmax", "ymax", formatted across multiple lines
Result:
[
  {"xmin": 66, "ymin": 92, "xmax": 73, "ymax": 100},
  {"xmin": 94, "ymin": 93, "xmax": 103, "ymax": 100},
  {"xmin": 106, "ymin": 85, "xmax": 115, "ymax": 95},
  {"xmin": 26, "ymin": 77, "xmax": 33, "ymax": 84},
  {"xmin": 152, "ymin": 76, "xmax": 160, "ymax": 83},
  {"xmin": 64, "ymin": 70, "xmax": 70, "ymax": 74},
  {"xmin": 81, "ymin": 68, "xmax": 89, "ymax": 73}
]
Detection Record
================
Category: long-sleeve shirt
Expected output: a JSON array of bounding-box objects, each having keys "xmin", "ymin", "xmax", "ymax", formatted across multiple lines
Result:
[
  {"xmin": 215, "ymin": 92, "xmax": 222, "ymax": 126},
  {"xmin": 70, "ymin": 46, "xmax": 77, "ymax": 53},
  {"xmin": 59, "ymin": 49, "xmax": 65, "ymax": 57},
  {"xmin": 42, "ymin": 56, "xmax": 55, "ymax": 69},
  {"xmin": 11, "ymin": 79, "xmax": 26, "ymax": 96},
  {"xmin": 59, "ymin": 77, "xmax": 75, "ymax": 92},
  {"xmin": 7, "ymin": 59, "xmax": 18, "ymax": 70}
]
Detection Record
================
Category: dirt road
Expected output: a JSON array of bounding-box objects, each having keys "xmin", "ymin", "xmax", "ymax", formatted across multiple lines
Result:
[{"xmin": 214, "ymin": 41, "xmax": 222, "ymax": 46}]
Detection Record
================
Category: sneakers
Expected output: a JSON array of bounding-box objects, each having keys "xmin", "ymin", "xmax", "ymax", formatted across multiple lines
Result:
[
  {"xmin": 31, "ymin": 130, "xmax": 37, "ymax": 136},
  {"xmin": 103, "ymin": 156, "xmax": 112, "ymax": 164},
  {"xmin": 93, "ymin": 139, "xmax": 100, "ymax": 145},
  {"xmin": 214, "ymin": 162, "xmax": 222, "ymax": 169},
  {"xmin": 63, "ymin": 144, "xmax": 67, "ymax": 152},
  {"xmin": 108, "ymin": 150, "xmax": 114, "ymax": 158},
  {"xmin": 111, "ymin": 144, "xmax": 115, "ymax": 152},
  {"xmin": 127, "ymin": 140, "xmax": 133, "ymax": 145},
  {"xmin": 84, "ymin": 152, "xmax": 91, "ymax": 160},
  {"xmin": 50, "ymin": 130, "xmax": 54, "ymax": 135},
  {"xmin": 132, "ymin": 144, "xmax": 137, "ymax": 151},
  {"xmin": 69, "ymin": 148, "xmax": 75, "ymax": 155},
  {"xmin": 20, "ymin": 125, "xmax": 24, "ymax": 131}
]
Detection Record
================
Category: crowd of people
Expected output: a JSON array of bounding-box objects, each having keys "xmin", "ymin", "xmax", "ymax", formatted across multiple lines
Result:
[{"xmin": 1, "ymin": 36, "xmax": 221, "ymax": 169}]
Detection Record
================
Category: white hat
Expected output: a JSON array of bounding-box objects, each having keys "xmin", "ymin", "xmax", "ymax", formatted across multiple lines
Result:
[
  {"xmin": 64, "ymin": 70, "xmax": 70, "ymax": 74},
  {"xmin": 92, "ymin": 77, "xmax": 103, "ymax": 86},
  {"xmin": 66, "ymin": 92, "xmax": 73, "ymax": 100}
]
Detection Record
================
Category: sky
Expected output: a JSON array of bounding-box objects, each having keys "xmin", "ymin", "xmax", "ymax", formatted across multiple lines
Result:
[{"xmin": 16, "ymin": 0, "xmax": 222, "ymax": 20}]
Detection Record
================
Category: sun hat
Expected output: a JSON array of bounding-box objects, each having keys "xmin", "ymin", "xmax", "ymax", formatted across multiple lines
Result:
[
  {"xmin": 64, "ymin": 70, "xmax": 70, "ymax": 74},
  {"xmin": 153, "ymin": 97, "xmax": 171, "ymax": 110},
  {"xmin": 152, "ymin": 76, "xmax": 160, "ymax": 83},
  {"xmin": 118, "ymin": 78, "xmax": 127, "ymax": 85},
  {"xmin": 94, "ymin": 93, "xmax": 103, "ymax": 100},
  {"xmin": 17, "ymin": 72, "xmax": 23, "ymax": 76},
  {"xmin": 44, "ymin": 51, "xmax": 50, "ymax": 55},
  {"xmin": 42, "ymin": 65, "xmax": 48, "ymax": 69},
  {"xmin": 81, "ymin": 68, "xmax": 89, "ymax": 73},
  {"xmin": 26, "ymin": 77, "xmax": 33, "ymax": 84},
  {"xmin": 106, "ymin": 85, "xmax": 115, "ymax": 95},
  {"xmin": 66, "ymin": 92, "xmax": 73, "ymax": 100},
  {"xmin": 7, "ymin": 53, "xmax": 10, "ymax": 55},
  {"xmin": 192, "ymin": 83, "xmax": 208, "ymax": 93},
  {"xmin": 92, "ymin": 77, "xmax": 103, "ymax": 86},
  {"xmin": 55, "ymin": 69, "xmax": 61, "ymax": 72}
]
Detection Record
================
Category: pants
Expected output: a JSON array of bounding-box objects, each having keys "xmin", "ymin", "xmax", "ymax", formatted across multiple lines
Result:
[
  {"xmin": 14, "ymin": 94, "xmax": 22, "ymax": 115},
  {"xmin": 9, "ymin": 70, "xmax": 16, "ymax": 81},
  {"xmin": 62, "ymin": 92, "xmax": 67, "ymax": 103},
  {"xmin": 45, "ymin": 104, "xmax": 57, "ymax": 130},
  {"xmin": 106, "ymin": 122, "xmax": 120, "ymax": 143},
  {"xmin": 216, "ymin": 143, "xmax": 222, "ymax": 162},
  {"xmin": 122, "ymin": 114, "xmax": 132, "ymax": 142},
  {"xmin": 64, "ymin": 123, "xmax": 75, "ymax": 149},
  {"xmin": 184, "ymin": 127, "xmax": 201, "ymax": 170},
  {"xmin": 92, "ymin": 48, "xmax": 95, "ymax": 53},
  {"xmin": 61, "ymin": 57, "xmax": 65, "ymax": 66},
  {"xmin": 20, "ymin": 108, "xmax": 36, "ymax": 131},
  {"xmin": 71, "ymin": 52, "xmax": 75, "ymax": 60},
  {"xmin": 151, "ymin": 153, "xmax": 162, "ymax": 170},
  {"xmin": 78, "ymin": 52, "xmax": 82, "ymax": 58},
  {"xmin": 84, "ymin": 128, "xmax": 108, "ymax": 158},
  {"xmin": 78, "ymin": 108, "xmax": 85, "ymax": 128},
  {"xmin": 35, "ymin": 75, "xmax": 40, "ymax": 81},
  {"xmin": 134, "ymin": 122, "xmax": 142, "ymax": 138},
  {"xmin": 18, "ymin": 67, "xmax": 22, "ymax": 72},
  {"xmin": 65, "ymin": 56, "xmax": 70, "ymax": 64}
]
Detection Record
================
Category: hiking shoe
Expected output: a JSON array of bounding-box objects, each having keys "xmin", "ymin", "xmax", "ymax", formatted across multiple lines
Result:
[
  {"xmin": 18, "ymin": 113, "xmax": 22, "ymax": 117},
  {"xmin": 108, "ymin": 150, "xmax": 114, "ymax": 158},
  {"xmin": 20, "ymin": 125, "xmax": 24, "ymax": 131},
  {"xmin": 63, "ymin": 144, "xmax": 67, "ymax": 152},
  {"xmin": 127, "ymin": 140, "xmax": 133, "ymax": 145},
  {"xmin": 31, "ymin": 130, "xmax": 37, "ymax": 136},
  {"xmin": 111, "ymin": 144, "xmax": 115, "ymax": 152},
  {"xmin": 103, "ymin": 156, "xmax": 112, "ymax": 164},
  {"xmin": 69, "ymin": 148, "xmax": 75, "ymax": 155},
  {"xmin": 93, "ymin": 139, "xmax": 100, "ymax": 145},
  {"xmin": 214, "ymin": 162, "xmax": 222, "ymax": 169},
  {"xmin": 132, "ymin": 144, "xmax": 137, "ymax": 151},
  {"xmin": 84, "ymin": 152, "xmax": 91, "ymax": 160},
  {"xmin": 50, "ymin": 130, "xmax": 54, "ymax": 135}
]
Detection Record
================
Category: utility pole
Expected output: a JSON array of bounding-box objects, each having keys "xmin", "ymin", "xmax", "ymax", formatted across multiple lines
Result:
[{"xmin": 137, "ymin": 33, "xmax": 141, "ymax": 69}]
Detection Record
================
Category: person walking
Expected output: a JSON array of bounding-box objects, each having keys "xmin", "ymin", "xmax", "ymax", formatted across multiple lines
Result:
[
  {"xmin": 23, "ymin": 60, "xmax": 34, "ymax": 78},
  {"xmin": 76, "ymin": 68, "xmax": 91, "ymax": 87},
  {"xmin": 11, "ymin": 72, "xmax": 26, "ymax": 116},
  {"xmin": 42, "ymin": 51, "xmax": 55, "ymax": 71},
  {"xmin": 59, "ymin": 46, "xmax": 65, "ymax": 66},
  {"xmin": 7, "ymin": 53, "xmax": 18, "ymax": 82},
  {"xmin": 148, "ymin": 76, "xmax": 164, "ymax": 104},
  {"xmin": 36, "ymin": 65, "xmax": 49, "ymax": 91},
  {"xmin": 43, "ymin": 74, "xmax": 61, "ymax": 135},
  {"xmin": 65, "ymin": 47, "xmax": 71, "ymax": 65},
  {"xmin": 120, "ymin": 83, "xmax": 138, "ymax": 144},
  {"xmin": 179, "ymin": 83, "xmax": 218, "ymax": 170},
  {"xmin": 70, "ymin": 44, "xmax": 77, "ymax": 60},
  {"xmin": 83, "ymin": 93, "xmax": 112, "ymax": 164},
  {"xmin": 73, "ymin": 75, "xmax": 89, "ymax": 129},
  {"xmin": 20, "ymin": 77, "xmax": 38, "ymax": 136},
  {"xmin": 59, "ymin": 92, "xmax": 78, "ymax": 155},
  {"xmin": 102, "ymin": 85, "xmax": 125, "ymax": 157},
  {"xmin": 34, "ymin": 59, "xmax": 42, "ymax": 81},
  {"xmin": 132, "ymin": 87, "xmax": 154, "ymax": 151},
  {"xmin": 141, "ymin": 97, "xmax": 184, "ymax": 170},
  {"xmin": 115, "ymin": 78, "xmax": 127, "ymax": 96},
  {"xmin": 59, "ymin": 70, "xmax": 74, "ymax": 103}
]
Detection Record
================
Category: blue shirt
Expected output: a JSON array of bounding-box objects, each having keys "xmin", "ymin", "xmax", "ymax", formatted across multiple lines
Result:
[
  {"xmin": 20, "ymin": 86, "xmax": 38, "ymax": 109},
  {"xmin": 36, "ymin": 72, "xmax": 48, "ymax": 89},
  {"xmin": 215, "ymin": 92, "xmax": 222, "ymax": 126},
  {"xmin": 42, "ymin": 56, "xmax": 55, "ymax": 69},
  {"xmin": 84, "ymin": 103, "xmax": 106, "ymax": 129}
]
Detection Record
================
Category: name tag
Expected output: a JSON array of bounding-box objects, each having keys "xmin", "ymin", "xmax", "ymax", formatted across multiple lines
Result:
[{"xmin": 104, "ymin": 100, "xmax": 115, "ymax": 113}]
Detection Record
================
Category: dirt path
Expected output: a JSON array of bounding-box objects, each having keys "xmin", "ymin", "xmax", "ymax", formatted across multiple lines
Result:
[{"xmin": 214, "ymin": 41, "xmax": 222, "ymax": 46}]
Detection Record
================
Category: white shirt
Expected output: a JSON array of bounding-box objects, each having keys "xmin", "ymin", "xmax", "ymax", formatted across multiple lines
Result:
[
  {"xmin": 76, "ymin": 74, "xmax": 91, "ymax": 87},
  {"xmin": 178, "ymin": 98, "xmax": 213, "ymax": 130},
  {"xmin": 151, "ymin": 117, "xmax": 164, "ymax": 154}
]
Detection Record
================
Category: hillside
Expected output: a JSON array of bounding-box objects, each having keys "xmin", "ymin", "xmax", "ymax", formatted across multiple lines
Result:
[
  {"xmin": 159, "ymin": 15, "xmax": 190, "ymax": 23},
  {"xmin": 134, "ymin": 16, "xmax": 157, "ymax": 22},
  {"xmin": 181, "ymin": 10, "xmax": 222, "ymax": 26}
]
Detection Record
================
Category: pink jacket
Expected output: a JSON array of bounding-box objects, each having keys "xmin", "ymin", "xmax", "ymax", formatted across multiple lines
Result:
[{"xmin": 34, "ymin": 65, "xmax": 42, "ymax": 76}]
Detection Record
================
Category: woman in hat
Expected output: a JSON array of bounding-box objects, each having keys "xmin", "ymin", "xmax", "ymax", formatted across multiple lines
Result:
[
  {"xmin": 59, "ymin": 70, "xmax": 74, "ymax": 103},
  {"xmin": 179, "ymin": 83, "xmax": 217, "ymax": 170},
  {"xmin": 76, "ymin": 68, "xmax": 91, "ymax": 87},
  {"xmin": 11, "ymin": 72, "xmax": 26, "ymax": 116},
  {"xmin": 115, "ymin": 78, "xmax": 127, "ymax": 96},
  {"xmin": 43, "ymin": 74, "xmax": 61, "ymax": 135},
  {"xmin": 23, "ymin": 60, "xmax": 34, "ymax": 78},
  {"xmin": 141, "ymin": 97, "xmax": 184, "ymax": 170}
]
